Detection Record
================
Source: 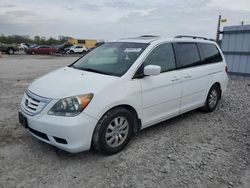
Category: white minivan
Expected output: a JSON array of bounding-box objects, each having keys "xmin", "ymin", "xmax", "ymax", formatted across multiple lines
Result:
[{"xmin": 19, "ymin": 35, "xmax": 228, "ymax": 155}]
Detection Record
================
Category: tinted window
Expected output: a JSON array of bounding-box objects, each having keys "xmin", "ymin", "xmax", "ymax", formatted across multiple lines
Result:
[
  {"xmin": 173, "ymin": 43, "xmax": 201, "ymax": 68},
  {"xmin": 198, "ymin": 43, "xmax": 223, "ymax": 64},
  {"xmin": 144, "ymin": 43, "xmax": 176, "ymax": 72},
  {"xmin": 40, "ymin": 46, "xmax": 49, "ymax": 48}
]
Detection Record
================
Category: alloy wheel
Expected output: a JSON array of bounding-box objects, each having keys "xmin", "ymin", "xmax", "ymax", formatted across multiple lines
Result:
[
  {"xmin": 105, "ymin": 116, "xmax": 129, "ymax": 148},
  {"xmin": 208, "ymin": 89, "xmax": 218, "ymax": 109}
]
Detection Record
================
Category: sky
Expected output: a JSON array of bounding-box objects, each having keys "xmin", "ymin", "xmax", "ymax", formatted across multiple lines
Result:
[{"xmin": 0, "ymin": 0, "xmax": 250, "ymax": 40}]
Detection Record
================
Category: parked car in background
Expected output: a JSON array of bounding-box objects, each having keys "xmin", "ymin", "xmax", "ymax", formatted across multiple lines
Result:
[
  {"xmin": 0, "ymin": 43, "xmax": 18, "ymax": 54},
  {"xmin": 66, "ymin": 45, "xmax": 87, "ymax": 54},
  {"xmin": 25, "ymin": 45, "xmax": 58, "ymax": 55},
  {"xmin": 18, "ymin": 43, "xmax": 29, "ymax": 51},
  {"xmin": 28, "ymin": 44, "xmax": 38, "ymax": 48},
  {"xmin": 56, "ymin": 43, "xmax": 73, "ymax": 54},
  {"xmin": 19, "ymin": 35, "xmax": 228, "ymax": 155}
]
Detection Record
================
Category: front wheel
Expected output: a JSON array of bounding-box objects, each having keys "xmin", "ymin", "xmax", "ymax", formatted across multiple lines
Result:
[
  {"xmin": 7, "ymin": 48, "xmax": 14, "ymax": 55},
  {"xmin": 92, "ymin": 107, "xmax": 133, "ymax": 155},
  {"xmin": 203, "ymin": 84, "xmax": 220, "ymax": 112}
]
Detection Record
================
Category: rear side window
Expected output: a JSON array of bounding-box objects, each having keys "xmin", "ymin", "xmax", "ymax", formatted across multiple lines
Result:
[
  {"xmin": 173, "ymin": 43, "xmax": 201, "ymax": 68},
  {"xmin": 144, "ymin": 43, "xmax": 176, "ymax": 72},
  {"xmin": 40, "ymin": 46, "xmax": 50, "ymax": 48},
  {"xmin": 198, "ymin": 43, "xmax": 223, "ymax": 64}
]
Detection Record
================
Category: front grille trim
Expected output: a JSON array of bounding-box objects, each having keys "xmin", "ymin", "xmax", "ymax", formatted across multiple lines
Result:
[{"xmin": 21, "ymin": 90, "xmax": 52, "ymax": 116}]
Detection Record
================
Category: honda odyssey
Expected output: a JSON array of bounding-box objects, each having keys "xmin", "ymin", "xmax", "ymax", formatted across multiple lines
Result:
[{"xmin": 19, "ymin": 35, "xmax": 228, "ymax": 155}]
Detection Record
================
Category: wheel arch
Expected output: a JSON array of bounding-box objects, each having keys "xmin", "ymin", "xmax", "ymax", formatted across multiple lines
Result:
[
  {"xmin": 7, "ymin": 47, "xmax": 14, "ymax": 54},
  {"xmin": 93, "ymin": 104, "xmax": 142, "ymax": 138},
  {"xmin": 115, "ymin": 104, "xmax": 141, "ymax": 133}
]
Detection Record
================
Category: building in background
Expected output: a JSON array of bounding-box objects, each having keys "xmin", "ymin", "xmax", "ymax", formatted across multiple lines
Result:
[
  {"xmin": 67, "ymin": 38, "xmax": 98, "ymax": 49},
  {"xmin": 221, "ymin": 25, "xmax": 250, "ymax": 77}
]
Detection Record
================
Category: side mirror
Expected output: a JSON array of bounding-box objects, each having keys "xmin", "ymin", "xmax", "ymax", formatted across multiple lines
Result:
[{"xmin": 144, "ymin": 65, "xmax": 161, "ymax": 76}]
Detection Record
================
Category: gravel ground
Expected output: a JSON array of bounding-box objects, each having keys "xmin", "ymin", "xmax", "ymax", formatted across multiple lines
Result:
[{"xmin": 0, "ymin": 55, "xmax": 250, "ymax": 188}]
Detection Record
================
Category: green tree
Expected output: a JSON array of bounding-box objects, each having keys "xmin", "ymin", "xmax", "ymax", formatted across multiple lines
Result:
[
  {"xmin": 0, "ymin": 34, "xmax": 70, "ymax": 45},
  {"xmin": 34, "ymin": 36, "xmax": 41, "ymax": 44}
]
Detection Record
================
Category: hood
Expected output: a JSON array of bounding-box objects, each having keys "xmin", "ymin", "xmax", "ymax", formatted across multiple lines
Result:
[{"xmin": 28, "ymin": 66, "xmax": 119, "ymax": 99}]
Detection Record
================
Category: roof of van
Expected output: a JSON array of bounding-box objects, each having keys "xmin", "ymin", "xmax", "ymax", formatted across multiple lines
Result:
[{"xmin": 116, "ymin": 36, "xmax": 216, "ymax": 44}]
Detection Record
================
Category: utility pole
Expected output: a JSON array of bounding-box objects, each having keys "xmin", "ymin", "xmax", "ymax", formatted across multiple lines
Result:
[{"xmin": 216, "ymin": 15, "xmax": 221, "ymax": 43}]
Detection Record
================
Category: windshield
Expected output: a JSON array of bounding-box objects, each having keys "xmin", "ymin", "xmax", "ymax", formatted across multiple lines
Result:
[{"xmin": 71, "ymin": 42, "xmax": 149, "ymax": 77}]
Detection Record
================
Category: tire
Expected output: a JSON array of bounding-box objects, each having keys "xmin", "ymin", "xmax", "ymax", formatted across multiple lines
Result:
[
  {"xmin": 31, "ymin": 51, "xmax": 35, "ymax": 55},
  {"xmin": 81, "ymin": 50, "xmax": 87, "ymax": 54},
  {"xmin": 69, "ymin": 50, "xmax": 74, "ymax": 54},
  {"xmin": 92, "ymin": 107, "xmax": 134, "ymax": 155},
  {"xmin": 203, "ymin": 84, "xmax": 220, "ymax": 112},
  {"xmin": 7, "ymin": 48, "xmax": 14, "ymax": 55}
]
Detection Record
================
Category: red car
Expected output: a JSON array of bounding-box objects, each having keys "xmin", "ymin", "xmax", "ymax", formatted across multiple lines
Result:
[{"xmin": 25, "ymin": 45, "xmax": 58, "ymax": 55}]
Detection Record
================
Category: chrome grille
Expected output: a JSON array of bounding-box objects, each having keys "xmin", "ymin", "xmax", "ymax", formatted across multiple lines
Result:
[{"xmin": 21, "ymin": 90, "xmax": 51, "ymax": 116}]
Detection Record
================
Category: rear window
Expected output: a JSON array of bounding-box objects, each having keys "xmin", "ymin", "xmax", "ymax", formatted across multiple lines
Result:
[
  {"xmin": 40, "ymin": 45, "xmax": 50, "ymax": 48},
  {"xmin": 173, "ymin": 43, "xmax": 201, "ymax": 68},
  {"xmin": 198, "ymin": 43, "xmax": 223, "ymax": 64}
]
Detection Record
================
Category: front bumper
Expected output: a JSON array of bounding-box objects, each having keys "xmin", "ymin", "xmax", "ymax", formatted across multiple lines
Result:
[{"xmin": 19, "ymin": 110, "xmax": 98, "ymax": 153}]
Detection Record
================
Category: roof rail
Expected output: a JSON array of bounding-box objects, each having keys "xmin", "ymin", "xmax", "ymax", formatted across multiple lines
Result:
[
  {"xmin": 140, "ymin": 35, "xmax": 160, "ymax": 38},
  {"xmin": 175, "ymin": 35, "xmax": 208, "ymax": 40}
]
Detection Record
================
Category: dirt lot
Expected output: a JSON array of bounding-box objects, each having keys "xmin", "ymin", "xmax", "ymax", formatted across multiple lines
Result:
[{"xmin": 0, "ymin": 55, "xmax": 250, "ymax": 188}]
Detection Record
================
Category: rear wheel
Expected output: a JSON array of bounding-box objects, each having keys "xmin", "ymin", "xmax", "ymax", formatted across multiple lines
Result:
[
  {"xmin": 92, "ymin": 107, "xmax": 133, "ymax": 155},
  {"xmin": 69, "ymin": 50, "xmax": 74, "ymax": 54},
  {"xmin": 203, "ymin": 84, "xmax": 220, "ymax": 112}
]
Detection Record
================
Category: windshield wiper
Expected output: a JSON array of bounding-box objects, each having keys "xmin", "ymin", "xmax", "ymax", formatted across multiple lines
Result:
[{"xmin": 78, "ymin": 68, "xmax": 110, "ymax": 75}]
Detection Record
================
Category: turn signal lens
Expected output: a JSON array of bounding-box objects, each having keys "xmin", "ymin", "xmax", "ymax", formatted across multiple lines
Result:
[{"xmin": 78, "ymin": 94, "xmax": 93, "ymax": 109}]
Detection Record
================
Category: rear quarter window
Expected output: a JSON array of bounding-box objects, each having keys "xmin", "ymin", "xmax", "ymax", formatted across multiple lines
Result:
[{"xmin": 198, "ymin": 43, "xmax": 223, "ymax": 64}]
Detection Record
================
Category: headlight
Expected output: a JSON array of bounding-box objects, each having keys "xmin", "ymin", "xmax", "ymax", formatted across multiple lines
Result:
[{"xmin": 48, "ymin": 94, "xmax": 93, "ymax": 117}]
